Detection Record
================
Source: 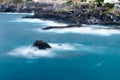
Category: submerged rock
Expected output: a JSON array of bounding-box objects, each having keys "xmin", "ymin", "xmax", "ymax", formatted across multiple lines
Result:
[{"xmin": 33, "ymin": 40, "xmax": 51, "ymax": 50}]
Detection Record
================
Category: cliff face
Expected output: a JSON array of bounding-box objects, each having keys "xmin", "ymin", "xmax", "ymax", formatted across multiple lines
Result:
[
  {"xmin": 23, "ymin": 4, "xmax": 120, "ymax": 25},
  {"xmin": 0, "ymin": 1, "xmax": 120, "ymax": 25},
  {"xmin": 0, "ymin": 1, "xmax": 35, "ymax": 13}
]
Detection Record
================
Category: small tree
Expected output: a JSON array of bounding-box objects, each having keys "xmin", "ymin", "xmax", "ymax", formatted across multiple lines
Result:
[
  {"xmin": 104, "ymin": 3, "xmax": 114, "ymax": 9},
  {"xmin": 66, "ymin": 0, "xmax": 73, "ymax": 6},
  {"xmin": 95, "ymin": 0, "xmax": 104, "ymax": 7}
]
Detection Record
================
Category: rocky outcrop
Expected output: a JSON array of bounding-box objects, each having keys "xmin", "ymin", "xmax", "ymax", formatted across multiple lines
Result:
[
  {"xmin": 42, "ymin": 25, "xmax": 81, "ymax": 30},
  {"xmin": 0, "ymin": 2, "xmax": 36, "ymax": 13},
  {"xmin": 1, "ymin": 2, "xmax": 120, "ymax": 26},
  {"xmin": 23, "ymin": 4, "xmax": 120, "ymax": 26},
  {"xmin": 0, "ymin": 2, "xmax": 55, "ymax": 13},
  {"xmin": 23, "ymin": 9, "xmax": 78, "ymax": 24},
  {"xmin": 32, "ymin": 40, "xmax": 51, "ymax": 50},
  {"xmin": 0, "ymin": 4, "xmax": 16, "ymax": 12}
]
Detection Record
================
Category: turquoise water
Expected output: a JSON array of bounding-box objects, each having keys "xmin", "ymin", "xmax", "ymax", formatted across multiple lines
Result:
[{"xmin": 0, "ymin": 13, "xmax": 120, "ymax": 80}]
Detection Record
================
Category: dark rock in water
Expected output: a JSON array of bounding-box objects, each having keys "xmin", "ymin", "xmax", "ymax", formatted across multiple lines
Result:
[
  {"xmin": 42, "ymin": 25, "xmax": 81, "ymax": 30},
  {"xmin": 33, "ymin": 40, "xmax": 51, "ymax": 50}
]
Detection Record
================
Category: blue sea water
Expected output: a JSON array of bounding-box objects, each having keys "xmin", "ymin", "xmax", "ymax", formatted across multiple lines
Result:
[{"xmin": 0, "ymin": 12, "xmax": 120, "ymax": 80}]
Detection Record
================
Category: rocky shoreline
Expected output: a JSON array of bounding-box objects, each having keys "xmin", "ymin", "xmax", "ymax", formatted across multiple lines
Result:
[
  {"xmin": 1, "ymin": 2, "xmax": 120, "ymax": 26},
  {"xmin": 22, "ymin": 4, "xmax": 120, "ymax": 26}
]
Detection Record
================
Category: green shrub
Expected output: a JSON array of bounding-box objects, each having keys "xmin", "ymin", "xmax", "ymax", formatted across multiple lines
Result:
[
  {"xmin": 66, "ymin": 0, "xmax": 73, "ymax": 6},
  {"xmin": 95, "ymin": 0, "xmax": 104, "ymax": 7},
  {"xmin": 104, "ymin": 3, "xmax": 114, "ymax": 8}
]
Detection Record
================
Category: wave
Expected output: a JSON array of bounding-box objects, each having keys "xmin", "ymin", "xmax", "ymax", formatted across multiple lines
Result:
[
  {"xmin": 13, "ymin": 18, "xmax": 68, "ymax": 26},
  {"xmin": 33, "ymin": 27, "xmax": 120, "ymax": 36},
  {"xmin": 8, "ymin": 42, "xmax": 107, "ymax": 59},
  {"xmin": 12, "ymin": 16, "xmax": 120, "ymax": 36},
  {"xmin": 1, "ymin": 12, "xmax": 34, "ymax": 15},
  {"xmin": 91, "ymin": 61, "xmax": 105, "ymax": 68},
  {"xmin": 95, "ymin": 61, "xmax": 105, "ymax": 67},
  {"xmin": 8, "ymin": 43, "xmax": 77, "ymax": 59},
  {"xmin": 8, "ymin": 46, "xmax": 54, "ymax": 58}
]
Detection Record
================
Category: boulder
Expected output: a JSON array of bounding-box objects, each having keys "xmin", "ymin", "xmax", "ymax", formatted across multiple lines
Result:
[{"xmin": 32, "ymin": 40, "xmax": 51, "ymax": 50}]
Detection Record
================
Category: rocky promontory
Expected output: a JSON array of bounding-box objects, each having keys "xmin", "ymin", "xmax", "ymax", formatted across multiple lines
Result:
[
  {"xmin": 1, "ymin": 2, "xmax": 120, "ymax": 26},
  {"xmin": 23, "ymin": 3, "xmax": 120, "ymax": 26}
]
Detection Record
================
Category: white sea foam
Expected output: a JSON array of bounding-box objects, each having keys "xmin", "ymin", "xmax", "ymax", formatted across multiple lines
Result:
[
  {"xmin": 34, "ymin": 27, "xmax": 120, "ymax": 36},
  {"xmin": 51, "ymin": 43, "xmax": 76, "ymax": 50},
  {"xmin": 90, "ymin": 61, "xmax": 105, "ymax": 68},
  {"xmin": 8, "ymin": 46, "xmax": 54, "ymax": 58},
  {"xmin": 13, "ymin": 18, "xmax": 68, "ymax": 26},
  {"xmin": 8, "ymin": 43, "xmax": 76, "ymax": 58},
  {"xmin": 96, "ymin": 61, "xmax": 104, "ymax": 67},
  {"xmin": 8, "ymin": 43, "xmax": 107, "ymax": 59},
  {"xmin": 2, "ymin": 12, "xmax": 34, "ymax": 15}
]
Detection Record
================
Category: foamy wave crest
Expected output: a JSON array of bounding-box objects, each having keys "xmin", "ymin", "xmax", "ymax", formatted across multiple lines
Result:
[
  {"xmin": 2, "ymin": 12, "xmax": 34, "ymax": 15},
  {"xmin": 34, "ymin": 27, "xmax": 120, "ymax": 36},
  {"xmin": 8, "ymin": 43, "xmax": 76, "ymax": 58},
  {"xmin": 8, "ymin": 43, "xmax": 107, "ymax": 59},
  {"xmin": 13, "ymin": 18, "xmax": 68, "ymax": 26},
  {"xmin": 8, "ymin": 46, "xmax": 54, "ymax": 58},
  {"xmin": 50, "ymin": 43, "xmax": 76, "ymax": 50}
]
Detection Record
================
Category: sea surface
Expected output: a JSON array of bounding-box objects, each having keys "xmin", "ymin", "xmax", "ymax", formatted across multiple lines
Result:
[{"xmin": 0, "ymin": 12, "xmax": 120, "ymax": 80}]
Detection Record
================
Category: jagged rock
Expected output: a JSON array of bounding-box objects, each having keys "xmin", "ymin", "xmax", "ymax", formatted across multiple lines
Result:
[
  {"xmin": 26, "ymin": 5, "xmax": 120, "ymax": 25},
  {"xmin": 32, "ymin": 40, "xmax": 51, "ymax": 50},
  {"xmin": 0, "ymin": 4, "xmax": 16, "ymax": 12},
  {"xmin": 1, "ymin": 2, "xmax": 118, "ymax": 25}
]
